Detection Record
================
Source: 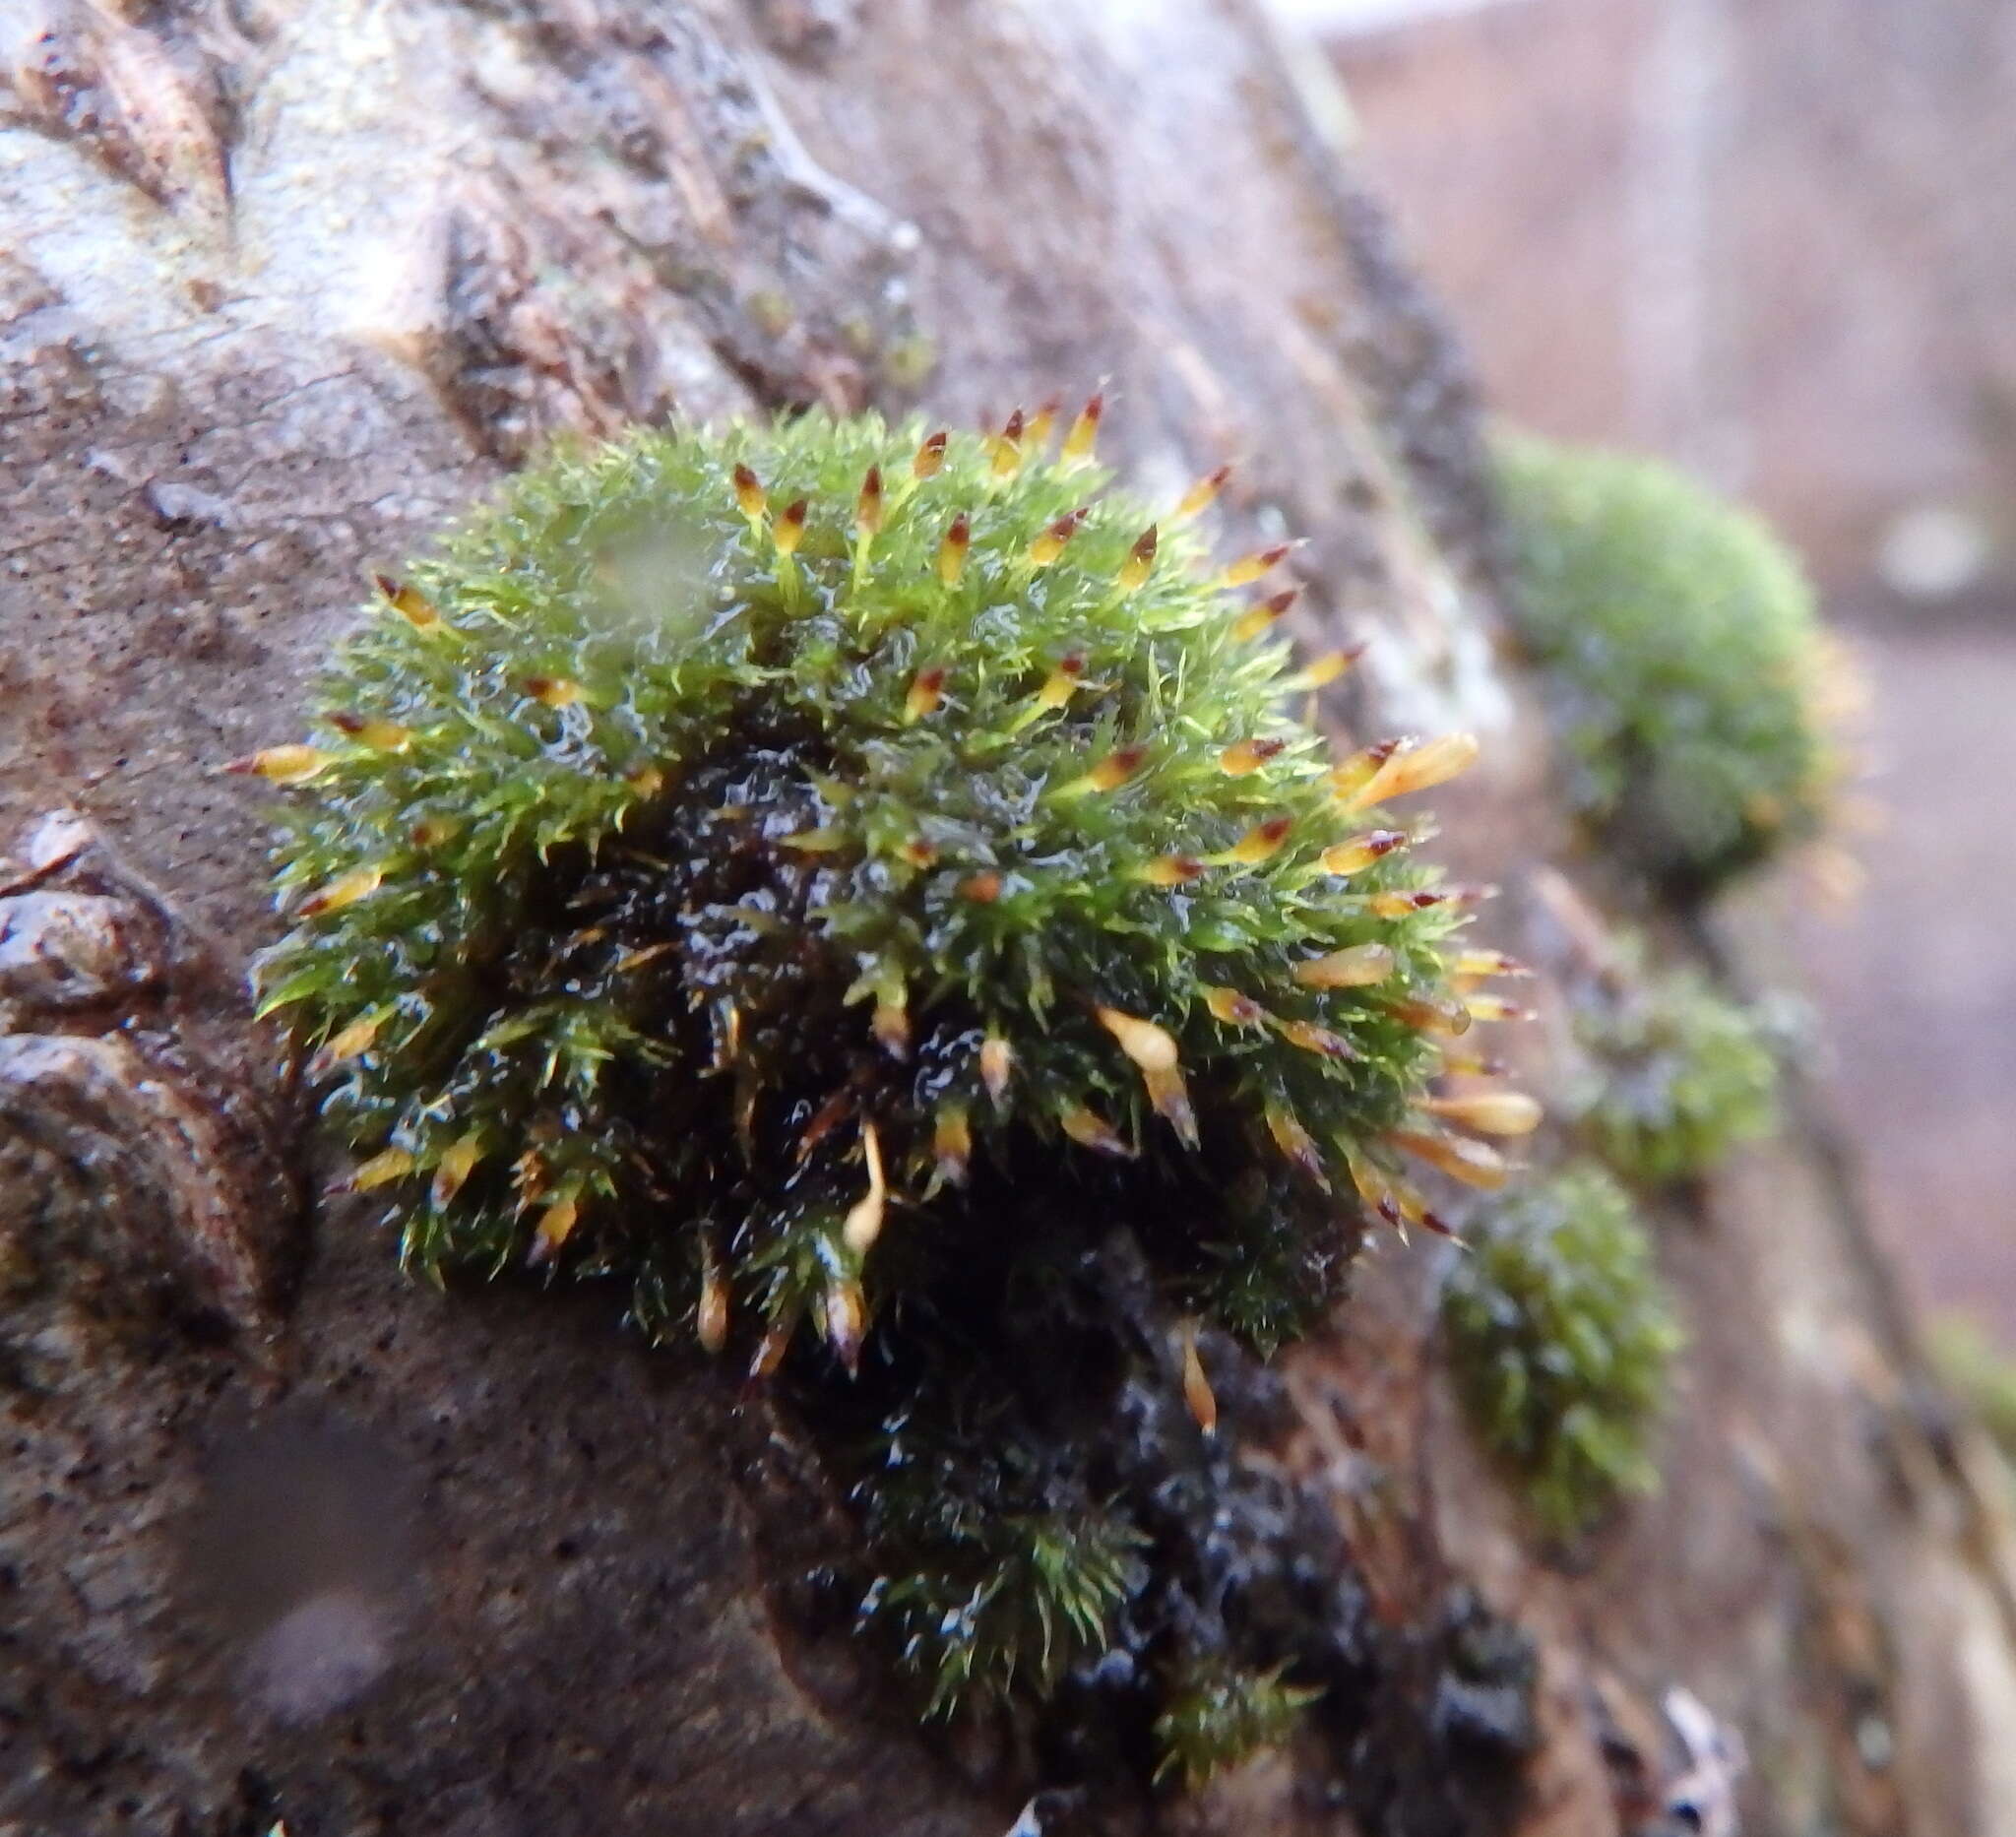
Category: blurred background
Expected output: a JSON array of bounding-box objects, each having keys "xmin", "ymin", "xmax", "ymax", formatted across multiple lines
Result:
[{"xmin": 1277, "ymin": 0, "xmax": 2016, "ymax": 1339}]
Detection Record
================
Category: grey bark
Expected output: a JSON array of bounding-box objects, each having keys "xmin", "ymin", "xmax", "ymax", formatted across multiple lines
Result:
[{"xmin": 3, "ymin": 2, "xmax": 2014, "ymax": 1833}]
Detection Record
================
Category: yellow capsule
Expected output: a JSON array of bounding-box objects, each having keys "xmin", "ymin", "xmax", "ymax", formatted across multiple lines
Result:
[
  {"xmin": 532, "ymin": 1189, "xmax": 583, "ymax": 1262},
  {"xmin": 1389, "ymin": 993, "xmax": 1474, "ymax": 1037},
  {"xmin": 1033, "ymin": 653, "xmax": 1087, "ymax": 713},
  {"xmin": 899, "ymin": 838, "xmax": 938, "ymax": 868},
  {"xmin": 1436, "ymin": 1048, "xmax": 1509, "ymax": 1078},
  {"xmin": 321, "ymin": 1013, "xmax": 384, "ymax": 1063},
  {"xmin": 1231, "ymin": 588, "xmax": 1296, "ymax": 644},
  {"xmin": 872, "ymin": 994, "xmax": 911, "ymax": 1059},
  {"xmin": 750, "ymin": 1313, "xmax": 793, "ymax": 1379},
  {"xmin": 697, "ymin": 1252, "xmax": 730, "ymax": 1354},
  {"xmin": 905, "ymin": 665, "xmax": 948, "ymax": 723},
  {"xmin": 1026, "ymin": 399, "xmax": 1059, "ymax": 450},
  {"xmin": 1060, "ymin": 392, "xmax": 1103, "ymax": 466},
  {"xmin": 1175, "ymin": 463, "xmax": 1231, "ymax": 520},
  {"xmin": 373, "ymin": 572, "xmax": 442, "ymax": 631},
  {"xmin": 1464, "ymin": 993, "xmax": 1535, "ymax": 1024},
  {"xmin": 1144, "ymin": 1064, "xmax": 1198, "ymax": 1146},
  {"xmin": 615, "ymin": 940, "xmax": 678, "ymax": 972},
  {"xmin": 1201, "ymin": 985, "xmax": 1269, "ymax": 1028},
  {"xmin": 988, "ymin": 409, "xmax": 1026, "ymax": 478},
  {"xmin": 350, "ymin": 1146, "xmax": 414, "ymax": 1191},
  {"xmin": 855, "ymin": 466, "xmax": 885, "ymax": 537},
  {"xmin": 842, "ymin": 1121, "xmax": 889, "ymax": 1256},
  {"xmin": 1388, "ymin": 1127, "xmax": 1510, "ymax": 1190},
  {"xmin": 1368, "ymin": 889, "xmax": 1452, "ymax": 919},
  {"xmin": 937, "ymin": 513, "xmax": 972, "ymax": 587},
  {"xmin": 1220, "ymin": 542, "xmax": 1294, "ymax": 589},
  {"xmin": 826, "ymin": 1278, "xmax": 867, "ymax": 1372},
  {"xmin": 1062, "ymin": 1104, "xmax": 1133, "ymax": 1158},
  {"xmin": 1054, "ymin": 744, "xmax": 1148, "ymax": 798},
  {"xmin": 1280, "ymin": 1018, "xmax": 1356, "ymax": 1060},
  {"xmin": 328, "ymin": 713, "xmax": 413, "ymax": 752},
  {"xmin": 1282, "ymin": 646, "xmax": 1363, "ymax": 692},
  {"xmin": 624, "ymin": 764, "xmax": 666, "ymax": 799},
  {"xmin": 1265, "ymin": 1103, "xmax": 1329, "ymax": 1189},
  {"xmin": 1420, "ymin": 1091, "xmax": 1544, "ymax": 1136},
  {"xmin": 774, "ymin": 497, "xmax": 808, "ymax": 555},
  {"xmin": 431, "ymin": 1133, "xmax": 483, "ymax": 1206},
  {"xmin": 1329, "ymin": 739, "xmax": 1403, "ymax": 804},
  {"xmin": 732, "ymin": 464, "xmax": 767, "ymax": 524},
  {"xmin": 410, "ymin": 815, "xmax": 463, "ymax": 848},
  {"xmin": 913, "ymin": 429, "xmax": 948, "ymax": 479},
  {"xmin": 980, "ymin": 1035, "xmax": 1014, "ymax": 1104},
  {"xmin": 1449, "ymin": 949, "xmax": 1532, "ymax": 980},
  {"xmin": 782, "ymin": 828, "xmax": 850, "ymax": 853},
  {"xmin": 1118, "ymin": 525, "xmax": 1159, "ymax": 591},
  {"xmin": 228, "ymin": 744, "xmax": 336, "ymax": 785},
  {"xmin": 524, "ymin": 676, "xmax": 586, "ymax": 709},
  {"xmin": 512, "ymin": 1149, "xmax": 549, "ymax": 1203},
  {"xmin": 1026, "ymin": 510, "xmax": 1084, "ymax": 567},
  {"xmin": 298, "ymin": 864, "xmax": 384, "ymax": 917},
  {"xmin": 1209, "ymin": 815, "xmax": 1292, "ymax": 866},
  {"xmin": 1135, "ymin": 854, "xmax": 1207, "ymax": 887},
  {"xmin": 1095, "ymin": 1005, "xmax": 1179, "ymax": 1074},
  {"xmin": 1219, "ymin": 737, "xmax": 1288, "ymax": 777},
  {"xmin": 1292, "ymin": 943, "xmax": 1396, "ymax": 990},
  {"xmin": 1349, "ymin": 732, "xmax": 1480, "ymax": 808},
  {"xmin": 1344, "ymin": 1147, "xmax": 1404, "ymax": 1230},
  {"xmin": 1180, "ymin": 1322, "xmax": 1218, "ymax": 1436},
  {"xmin": 1320, "ymin": 830, "xmax": 1409, "ymax": 876},
  {"xmin": 934, "ymin": 1106, "xmax": 973, "ymax": 1186}
]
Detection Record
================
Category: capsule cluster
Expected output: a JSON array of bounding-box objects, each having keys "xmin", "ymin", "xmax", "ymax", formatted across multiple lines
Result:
[
  {"xmin": 1493, "ymin": 431, "xmax": 1847, "ymax": 896},
  {"xmin": 250, "ymin": 407, "xmax": 1531, "ymax": 1373}
]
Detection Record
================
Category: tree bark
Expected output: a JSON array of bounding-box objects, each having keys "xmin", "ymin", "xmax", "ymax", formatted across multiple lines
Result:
[{"xmin": 4, "ymin": 2, "xmax": 2014, "ymax": 1833}]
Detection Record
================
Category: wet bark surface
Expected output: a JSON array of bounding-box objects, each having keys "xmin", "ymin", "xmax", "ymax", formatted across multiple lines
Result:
[{"xmin": 3, "ymin": 3, "xmax": 2015, "ymax": 1833}]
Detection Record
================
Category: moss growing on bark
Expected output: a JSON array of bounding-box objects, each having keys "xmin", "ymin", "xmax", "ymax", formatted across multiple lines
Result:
[
  {"xmin": 1442, "ymin": 1161, "xmax": 1681, "ymax": 1535},
  {"xmin": 1493, "ymin": 432, "xmax": 1841, "ymax": 895},
  {"xmin": 243, "ymin": 406, "xmax": 1534, "ymax": 1782},
  {"xmin": 1568, "ymin": 942, "xmax": 1781, "ymax": 1186}
]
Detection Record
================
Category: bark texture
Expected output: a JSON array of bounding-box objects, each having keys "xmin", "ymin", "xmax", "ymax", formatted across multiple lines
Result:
[{"xmin": 3, "ymin": 2, "xmax": 2014, "ymax": 1833}]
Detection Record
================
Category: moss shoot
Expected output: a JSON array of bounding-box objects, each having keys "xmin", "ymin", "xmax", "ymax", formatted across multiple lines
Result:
[
  {"xmin": 244, "ymin": 405, "xmax": 1534, "ymax": 1784},
  {"xmin": 1493, "ymin": 431, "xmax": 1843, "ymax": 895},
  {"xmin": 1442, "ymin": 1161, "xmax": 1681, "ymax": 1535},
  {"xmin": 1568, "ymin": 941, "xmax": 1781, "ymax": 1186}
]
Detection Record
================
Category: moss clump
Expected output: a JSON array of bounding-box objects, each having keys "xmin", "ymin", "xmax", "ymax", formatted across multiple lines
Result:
[
  {"xmin": 1568, "ymin": 943, "xmax": 1780, "ymax": 1186},
  {"xmin": 244, "ymin": 405, "xmax": 1532, "ymax": 1778},
  {"xmin": 1493, "ymin": 431, "xmax": 1841, "ymax": 894},
  {"xmin": 1154, "ymin": 1660, "xmax": 1322, "ymax": 1790},
  {"xmin": 1930, "ymin": 1313, "xmax": 2016, "ymax": 1461},
  {"xmin": 1442, "ymin": 1162, "xmax": 1681, "ymax": 1535}
]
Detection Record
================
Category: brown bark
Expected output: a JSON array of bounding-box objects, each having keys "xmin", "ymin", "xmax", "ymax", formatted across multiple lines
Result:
[{"xmin": 3, "ymin": 2, "xmax": 2014, "ymax": 1833}]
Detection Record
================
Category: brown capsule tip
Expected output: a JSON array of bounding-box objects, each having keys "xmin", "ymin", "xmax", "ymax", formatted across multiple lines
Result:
[
  {"xmin": 1061, "ymin": 392, "xmax": 1104, "ymax": 463},
  {"xmin": 856, "ymin": 467, "xmax": 885, "ymax": 534},
  {"xmin": 732, "ymin": 464, "xmax": 766, "ymax": 522},
  {"xmin": 1176, "ymin": 463, "xmax": 1233, "ymax": 519},
  {"xmin": 914, "ymin": 430, "xmax": 948, "ymax": 478},
  {"xmin": 1180, "ymin": 1325, "xmax": 1219, "ymax": 1435}
]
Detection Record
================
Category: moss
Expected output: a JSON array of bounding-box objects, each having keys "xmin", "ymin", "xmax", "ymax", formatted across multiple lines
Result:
[
  {"xmin": 1493, "ymin": 431, "xmax": 1841, "ymax": 896},
  {"xmin": 1442, "ymin": 1162, "xmax": 1682, "ymax": 1535},
  {"xmin": 1154, "ymin": 1659, "xmax": 1321, "ymax": 1790},
  {"xmin": 244, "ymin": 405, "xmax": 1530, "ymax": 1782},
  {"xmin": 1568, "ymin": 939, "xmax": 1781, "ymax": 1186},
  {"xmin": 1929, "ymin": 1312, "xmax": 2016, "ymax": 1460}
]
